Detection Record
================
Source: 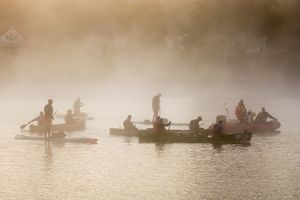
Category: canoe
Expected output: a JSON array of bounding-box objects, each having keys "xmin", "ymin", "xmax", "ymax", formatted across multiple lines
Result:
[
  {"xmin": 138, "ymin": 130, "xmax": 252, "ymax": 144},
  {"xmin": 209, "ymin": 120, "xmax": 280, "ymax": 134},
  {"xmin": 134, "ymin": 119, "xmax": 188, "ymax": 126},
  {"xmin": 56, "ymin": 112, "xmax": 94, "ymax": 120},
  {"xmin": 29, "ymin": 120, "xmax": 86, "ymax": 133},
  {"xmin": 15, "ymin": 135, "xmax": 97, "ymax": 144},
  {"xmin": 110, "ymin": 128, "xmax": 139, "ymax": 136}
]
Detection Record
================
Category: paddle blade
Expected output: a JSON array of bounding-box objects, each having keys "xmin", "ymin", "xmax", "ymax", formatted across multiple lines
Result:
[{"xmin": 20, "ymin": 124, "xmax": 27, "ymax": 129}]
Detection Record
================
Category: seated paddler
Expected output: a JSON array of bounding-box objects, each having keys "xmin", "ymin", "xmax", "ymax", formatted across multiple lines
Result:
[
  {"xmin": 189, "ymin": 116, "xmax": 203, "ymax": 135},
  {"xmin": 255, "ymin": 107, "xmax": 277, "ymax": 123},
  {"xmin": 123, "ymin": 115, "xmax": 137, "ymax": 130},
  {"xmin": 64, "ymin": 109, "xmax": 77, "ymax": 124}
]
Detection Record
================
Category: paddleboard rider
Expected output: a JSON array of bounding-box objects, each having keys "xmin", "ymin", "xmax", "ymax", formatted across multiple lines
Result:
[
  {"xmin": 44, "ymin": 99, "xmax": 54, "ymax": 139},
  {"xmin": 152, "ymin": 93, "xmax": 161, "ymax": 123}
]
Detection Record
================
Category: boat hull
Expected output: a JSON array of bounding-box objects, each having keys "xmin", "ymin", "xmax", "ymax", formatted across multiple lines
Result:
[
  {"xmin": 15, "ymin": 135, "xmax": 97, "ymax": 144},
  {"xmin": 210, "ymin": 120, "xmax": 281, "ymax": 134},
  {"xmin": 138, "ymin": 131, "xmax": 252, "ymax": 144},
  {"xmin": 29, "ymin": 120, "xmax": 86, "ymax": 133}
]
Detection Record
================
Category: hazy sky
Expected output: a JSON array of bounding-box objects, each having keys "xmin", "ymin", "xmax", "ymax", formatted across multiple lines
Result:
[{"xmin": 0, "ymin": 0, "xmax": 299, "ymax": 98}]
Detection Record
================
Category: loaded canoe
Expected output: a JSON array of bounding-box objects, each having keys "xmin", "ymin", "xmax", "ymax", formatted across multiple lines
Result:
[
  {"xmin": 210, "ymin": 120, "xmax": 280, "ymax": 134},
  {"xmin": 29, "ymin": 120, "xmax": 86, "ymax": 133},
  {"xmin": 138, "ymin": 131, "xmax": 252, "ymax": 144},
  {"xmin": 15, "ymin": 135, "xmax": 97, "ymax": 144}
]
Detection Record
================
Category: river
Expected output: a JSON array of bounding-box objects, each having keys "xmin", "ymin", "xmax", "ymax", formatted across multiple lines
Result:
[{"xmin": 0, "ymin": 96, "xmax": 299, "ymax": 200}]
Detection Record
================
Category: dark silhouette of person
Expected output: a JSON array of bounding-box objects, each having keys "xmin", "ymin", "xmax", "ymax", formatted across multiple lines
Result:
[
  {"xmin": 44, "ymin": 99, "xmax": 54, "ymax": 139},
  {"xmin": 212, "ymin": 120, "xmax": 224, "ymax": 137},
  {"xmin": 152, "ymin": 93, "xmax": 161, "ymax": 122},
  {"xmin": 123, "ymin": 115, "xmax": 137, "ymax": 130},
  {"xmin": 255, "ymin": 107, "xmax": 277, "ymax": 123},
  {"xmin": 189, "ymin": 116, "xmax": 203, "ymax": 135},
  {"xmin": 64, "ymin": 109, "xmax": 76, "ymax": 124}
]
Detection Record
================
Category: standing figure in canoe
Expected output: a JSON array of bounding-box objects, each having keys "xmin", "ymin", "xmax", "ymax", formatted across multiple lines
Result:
[
  {"xmin": 255, "ymin": 107, "xmax": 277, "ymax": 123},
  {"xmin": 73, "ymin": 97, "xmax": 84, "ymax": 115},
  {"xmin": 123, "ymin": 115, "xmax": 137, "ymax": 131},
  {"xmin": 235, "ymin": 99, "xmax": 247, "ymax": 123},
  {"xmin": 44, "ymin": 99, "xmax": 54, "ymax": 139},
  {"xmin": 152, "ymin": 93, "xmax": 161, "ymax": 123},
  {"xmin": 189, "ymin": 116, "xmax": 203, "ymax": 135}
]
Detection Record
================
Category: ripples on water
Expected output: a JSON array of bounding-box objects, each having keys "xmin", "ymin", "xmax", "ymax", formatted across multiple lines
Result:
[{"xmin": 0, "ymin": 98, "xmax": 299, "ymax": 200}]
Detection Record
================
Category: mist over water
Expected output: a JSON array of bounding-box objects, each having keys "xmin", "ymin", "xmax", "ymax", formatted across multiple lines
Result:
[{"xmin": 1, "ymin": 1, "xmax": 300, "ymax": 200}]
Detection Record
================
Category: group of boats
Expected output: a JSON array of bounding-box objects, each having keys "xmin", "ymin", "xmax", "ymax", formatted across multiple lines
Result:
[
  {"xmin": 110, "ymin": 115, "xmax": 281, "ymax": 144},
  {"xmin": 15, "ymin": 98, "xmax": 281, "ymax": 145}
]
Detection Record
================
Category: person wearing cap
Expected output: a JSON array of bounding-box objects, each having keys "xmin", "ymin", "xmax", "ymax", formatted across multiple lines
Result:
[
  {"xmin": 44, "ymin": 99, "xmax": 54, "ymax": 139},
  {"xmin": 189, "ymin": 116, "xmax": 203, "ymax": 135},
  {"xmin": 255, "ymin": 107, "xmax": 277, "ymax": 123},
  {"xmin": 64, "ymin": 109, "xmax": 76, "ymax": 124},
  {"xmin": 152, "ymin": 93, "xmax": 161, "ymax": 123},
  {"xmin": 123, "ymin": 115, "xmax": 136, "ymax": 130},
  {"xmin": 73, "ymin": 97, "xmax": 84, "ymax": 115},
  {"xmin": 212, "ymin": 120, "xmax": 224, "ymax": 137}
]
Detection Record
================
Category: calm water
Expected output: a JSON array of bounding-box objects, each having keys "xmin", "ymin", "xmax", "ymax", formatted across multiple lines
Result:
[{"xmin": 0, "ymin": 97, "xmax": 299, "ymax": 200}]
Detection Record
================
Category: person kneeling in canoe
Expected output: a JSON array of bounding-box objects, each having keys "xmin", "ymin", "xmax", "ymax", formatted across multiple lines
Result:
[
  {"xmin": 154, "ymin": 116, "xmax": 171, "ymax": 135},
  {"xmin": 64, "ymin": 109, "xmax": 77, "ymax": 124},
  {"xmin": 123, "ymin": 115, "xmax": 137, "ymax": 130},
  {"xmin": 255, "ymin": 107, "xmax": 277, "ymax": 123},
  {"xmin": 212, "ymin": 120, "xmax": 224, "ymax": 137},
  {"xmin": 29, "ymin": 111, "xmax": 45, "ymax": 126},
  {"xmin": 189, "ymin": 116, "xmax": 203, "ymax": 135}
]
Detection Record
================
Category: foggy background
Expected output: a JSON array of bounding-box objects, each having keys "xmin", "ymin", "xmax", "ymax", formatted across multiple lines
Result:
[{"xmin": 0, "ymin": 0, "xmax": 299, "ymax": 101}]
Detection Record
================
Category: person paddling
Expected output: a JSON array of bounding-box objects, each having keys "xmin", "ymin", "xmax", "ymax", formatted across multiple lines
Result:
[
  {"xmin": 154, "ymin": 116, "xmax": 171, "ymax": 135},
  {"xmin": 64, "ymin": 109, "xmax": 76, "ymax": 124},
  {"xmin": 123, "ymin": 115, "xmax": 137, "ymax": 130},
  {"xmin": 44, "ymin": 99, "xmax": 54, "ymax": 139},
  {"xmin": 255, "ymin": 107, "xmax": 277, "ymax": 123},
  {"xmin": 152, "ymin": 93, "xmax": 161, "ymax": 123},
  {"xmin": 20, "ymin": 111, "xmax": 45, "ymax": 129},
  {"xmin": 189, "ymin": 117, "xmax": 203, "ymax": 135}
]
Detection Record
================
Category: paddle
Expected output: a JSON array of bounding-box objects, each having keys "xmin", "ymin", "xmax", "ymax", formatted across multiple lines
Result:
[
  {"xmin": 20, "ymin": 111, "xmax": 57, "ymax": 130},
  {"xmin": 20, "ymin": 122, "xmax": 30, "ymax": 130}
]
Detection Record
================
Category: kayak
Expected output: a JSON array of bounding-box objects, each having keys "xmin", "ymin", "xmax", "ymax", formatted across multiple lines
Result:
[
  {"xmin": 29, "ymin": 120, "xmax": 86, "ymax": 133},
  {"xmin": 138, "ymin": 131, "xmax": 252, "ymax": 144},
  {"xmin": 15, "ymin": 135, "xmax": 97, "ymax": 144},
  {"xmin": 209, "ymin": 120, "xmax": 280, "ymax": 134},
  {"xmin": 56, "ymin": 112, "xmax": 94, "ymax": 120}
]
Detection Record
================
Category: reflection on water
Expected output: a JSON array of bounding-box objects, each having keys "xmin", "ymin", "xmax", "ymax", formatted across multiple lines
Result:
[{"xmin": 0, "ymin": 98, "xmax": 300, "ymax": 200}]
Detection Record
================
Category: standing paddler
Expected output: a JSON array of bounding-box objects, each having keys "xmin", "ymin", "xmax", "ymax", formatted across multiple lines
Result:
[
  {"xmin": 152, "ymin": 93, "xmax": 161, "ymax": 123},
  {"xmin": 44, "ymin": 99, "xmax": 54, "ymax": 139},
  {"xmin": 73, "ymin": 97, "xmax": 84, "ymax": 116}
]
